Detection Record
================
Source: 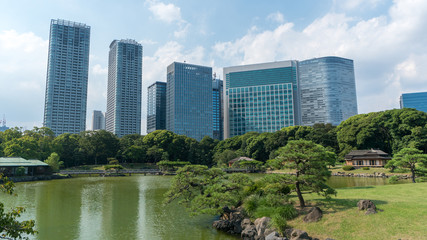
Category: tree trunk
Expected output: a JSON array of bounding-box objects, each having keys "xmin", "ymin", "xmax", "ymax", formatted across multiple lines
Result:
[
  {"xmin": 411, "ymin": 166, "xmax": 416, "ymax": 183},
  {"xmin": 295, "ymin": 181, "xmax": 305, "ymax": 208}
]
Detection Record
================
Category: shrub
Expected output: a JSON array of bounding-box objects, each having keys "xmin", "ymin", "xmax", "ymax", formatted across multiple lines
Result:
[
  {"xmin": 15, "ymin": 166, "xmax": 26, "ymax": 176},
  {"xmin": 388, "ymin": 175, "xmax": 399, "ymax": 184},
  {"xmin": 362, "ymin": 167, "xmax": 370, "ymax": 170},
  {"xmin": 342, "ymin": 165, "xmax": 355, "ymax": 171},
  {"xmin": 415, "ymin": 177, "xmax": 427, "ymax": 183}
]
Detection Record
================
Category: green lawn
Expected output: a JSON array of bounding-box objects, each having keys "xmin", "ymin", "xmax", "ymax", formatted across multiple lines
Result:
[{"xmin": 287, "ymin": 182, "xmax": 427, "ymax": 240}]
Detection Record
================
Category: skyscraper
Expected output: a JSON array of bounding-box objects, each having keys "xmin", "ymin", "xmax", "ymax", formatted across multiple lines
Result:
[
  {"xmin": 224, "ymin": 61, "xmax": 300, "ymax": 138},
  {"xmin": 106, "ymin": 39, "xmax": 143, "ymax": 137},
  {"xmin": 400, "ymin": 92, "xmax": 427, "ymax": 112},
  {"xmin": 299, "ymin": 56, "xmax": 358, "ymax": 126},
  {"xmin": 212, "ymin": 78, "xmax": 223, "ymax": 140},
  {"xmin": 92, "ymin": 110, "xmax": 105, "ymax": 130},
  {"xmin": 166, "ymin": 62, "xmax": 213, "ymax": 141},
  {"xmin": 147, "ymin": 81, "xmax": 167, "ymax": 133},
  {"xmin": 43, "ymin": 19, "xmax": 90, "ymax": 136}
]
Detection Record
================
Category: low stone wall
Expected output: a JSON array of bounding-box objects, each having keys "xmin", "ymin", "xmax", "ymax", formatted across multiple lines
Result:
[
  {"xmin": 332, "ymin": 172, "xmax": 411, "ymax": 179},
  {"xmin": 9, "ymin": 174, "xmax": 71, "ymax": 182}
]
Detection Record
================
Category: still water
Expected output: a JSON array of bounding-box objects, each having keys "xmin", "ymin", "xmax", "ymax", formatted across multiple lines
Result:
[{"xmin": 2, "ymin": 175, "xmax": 406, "ymax": 240}]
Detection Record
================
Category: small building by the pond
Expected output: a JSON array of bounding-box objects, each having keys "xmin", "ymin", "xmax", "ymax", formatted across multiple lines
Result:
[
  {"xmin": 228, "ymin": 156, "xmax": 254, "ymax": 167},
  {"xmin": 0, "ymin": 157, "xmax": 51, "ymax": 176},
  {"xmin": 345, "ymin": 149, "xmax": 392, "ymax": 168}
]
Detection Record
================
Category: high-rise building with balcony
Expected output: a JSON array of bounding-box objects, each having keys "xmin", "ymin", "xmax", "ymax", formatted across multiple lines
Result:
[
  {"xmin": 224, "ymin": 61, "xmax": 300, "ymax": 138},
  {"xmin": 212, "ymin": 78, "xmax": 223, "ymax": 140},
  {"xmin": 299, "ymin": 56, "xmax": 358, "ymax": 126},
  {"xmin": 106, "ymin": 39, "xmax": 143, "ymax": 137},
  {"xmin": 92, "ymin": 110, "xmax": 105, "ymax": 130},
  {"xmin": 400, "ymin": 91, "xmax": 427, "ymax": 112},
  {"xmin": 147, "ymin": 82, "xmax": 167, "ymax": 133},
  {"xmin": 43, "ymin": 19, "xmax": 90, "ymax": 135},
  {"xmin": 166, "ymin": 62, "xmax": 213, "ymax": 141}
]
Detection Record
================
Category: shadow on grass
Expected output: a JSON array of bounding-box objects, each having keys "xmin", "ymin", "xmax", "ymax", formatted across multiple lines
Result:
[{"xmin": 308, "ymin": 198, "xmax": 388, "ymax": 214}]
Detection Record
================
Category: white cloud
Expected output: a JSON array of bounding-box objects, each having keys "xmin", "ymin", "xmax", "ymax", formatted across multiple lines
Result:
[
  {"xmin": 146, "ymin": 0, "xmax": 182, "ymax": 24},
  {"xmin": 92, "ymin": 64, "xmax": 108, "ymax": 75},
  {"xmin": 267, "ymin": 12, "xmax": 285, "ymax": 24},
  {"xmin": 213, "ymin": 0, "xmax": 427, "ymax": 113},
  {"xmin": 0, "ymin": 30, "xmax": 48, "ymax": 128},
  {"xmin": 145, "ymin": 0, "xmax": 190, "ymax": 38}
]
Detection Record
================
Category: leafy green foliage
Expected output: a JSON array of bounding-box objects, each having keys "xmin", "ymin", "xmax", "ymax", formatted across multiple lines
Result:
[
  {"xmin": 0, "ymin": 174, "xmax": 37, "ymax": 239},
  {"xmin": 44, "ymin": 152, "xmax": 64, "ymax": 172},
  {"xmin": 272, "ymin": 140, "xmax": 336, "ymax": 208},
  {"xmin": 14, "ymin": 167, "xmax": 26, "ymax": 177},
  {"xmin": 362, "ymin": 167, "xmax": 370, "ymax": 170},
  {"xmin": 392, "ymin": 148, "xmax": 427, "ymax": 183},
  {"xmin": 337, "ymin": 109, "xmax": 427, "ymax": 157},
  {"xmin": 156, "ymin": 160, "xmax": 190, "ymax": 171},
  {"xmin": 388, "ymin": 175, "xmax": 399, "ymax": 184},
  {"xmin": 342, "ymin": 165, "xmax": 355, "ymax": 171},
  {"xmin": 165, "ymin": 165, "xmax": 253, "ymax": 215}
]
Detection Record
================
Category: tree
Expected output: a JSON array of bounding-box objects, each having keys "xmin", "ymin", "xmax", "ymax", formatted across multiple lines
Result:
[
  {"xmin": 44, "ymin": 152, "xmax": 63, "ymax": 172},
  {"xmin": 52, "ymin": 133, "xmax": 80, "ymax": 167},
  {"xmin": 0, "ymin": 174, "xmax": 37, "ymax": 239},
  {"xmin": 273, "ymin": 140, "xmax": 336, "ymax": 208},
  {"xmin": 393, "ymin": 148, "xmax": 427, "ymax": 183},
  {"xmin": 78, "ymin": 130, "xmax": 119, "ymax": 165},
  {"xmin": 146, "ymin": 146, "xmax": 168, "ymax": 163},
  {"xmin": 165, "ymin": 165, "xmax": 253, "ymax": 215},
  {"xmin": 213, "ymin": 149, "xmax": 238, "ymax": 167}
]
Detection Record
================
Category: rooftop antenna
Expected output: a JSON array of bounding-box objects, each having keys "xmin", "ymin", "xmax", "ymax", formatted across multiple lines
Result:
[{"xmin": 213, "ymin": 72, "xmax": 217, "ymax": 79}]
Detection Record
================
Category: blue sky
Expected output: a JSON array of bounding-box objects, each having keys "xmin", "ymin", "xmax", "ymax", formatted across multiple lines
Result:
[{"xmin": 1, "ymin": 0, "xmax": 426, "ymax": 133}]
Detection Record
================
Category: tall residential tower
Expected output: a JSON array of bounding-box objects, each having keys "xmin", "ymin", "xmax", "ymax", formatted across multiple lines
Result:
[
  {"xmin": 166, "ymin": 62, "xmax": 213, "ymax": 141},
  {"xmin": 106, "ymin": 39, "xmax": 143, "ymax": 137},
  {"xmin": 43, "ymin": 19, "xmax": 90, "ymax": 135}
]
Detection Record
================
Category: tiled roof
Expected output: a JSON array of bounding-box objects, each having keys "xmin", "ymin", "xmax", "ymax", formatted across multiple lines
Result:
[
  {"xmin": 229, "ymin": 156, "xmax": 254, "ymax": 163},
  {"xmin": 0, "ymin": 157, "xmax": 49, "ymax": 167}
]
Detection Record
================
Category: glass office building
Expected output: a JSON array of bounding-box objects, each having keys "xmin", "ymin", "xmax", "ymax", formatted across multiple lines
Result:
[
  {"xmin": 400, "ymin": 92, "xmax": 427, "ymax": 112},
  {"xmin": 147, "ymin": 82, "xmax": 167, "ymax": 133},
  {"xmin": 43, "ymin": 19, "xmax": 90, "ymax": 136},
  {"xmin": 298, "ymin": 57, "xmax": 357, "ymax": 126},
  {"xmin": 224, "ymin": 61, "xmax": 299, "ymax": 138},
  {"xmin": 106, "ymin": 39, "xmax": 143, "ymax": 137},
  {"xmin": 166, "ymin": 62, "xmax": 213, "ymax": 141},
  {"xmin": 212, "ymin": 79, "xmax": 223, "ymax": 140}
]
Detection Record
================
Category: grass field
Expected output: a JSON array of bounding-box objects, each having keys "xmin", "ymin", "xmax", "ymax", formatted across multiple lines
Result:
[{"xmin": 287, "ymin": 182, "xmax": 427, "ymax": 240}]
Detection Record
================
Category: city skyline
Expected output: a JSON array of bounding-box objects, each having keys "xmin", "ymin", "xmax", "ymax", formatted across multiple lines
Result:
[{"xmin": 1, "ymin": 0, "xmax": 427, "ymax": 133}]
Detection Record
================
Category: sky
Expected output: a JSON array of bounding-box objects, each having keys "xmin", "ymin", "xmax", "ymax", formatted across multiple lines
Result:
[{"xmin": 1, "ymin": 0, "xmax": 427, "ymax": 134}]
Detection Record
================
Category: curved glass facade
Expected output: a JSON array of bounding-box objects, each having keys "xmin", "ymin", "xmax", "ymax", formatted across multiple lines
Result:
[{"xmin": 299, "ymin": 57, "xmax": 357, "ymax": 126}]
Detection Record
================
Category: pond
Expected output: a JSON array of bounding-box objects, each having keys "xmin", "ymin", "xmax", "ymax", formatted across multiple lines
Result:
[{"xmin": 1, "ymin": 175, "xmax": 410, "ymax": 239}]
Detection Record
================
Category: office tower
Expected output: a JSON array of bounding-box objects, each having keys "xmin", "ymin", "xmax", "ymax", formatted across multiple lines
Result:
[
  {"xmin": 166, "ymin": 62, "xmax": 213, "ymax": 141},
  {"xmin": 92, "ymin": 110, "xmax": 105, "ymax": 130},
  {"xmin": 147, "ymin": 82, "xmax": 167, "ymax": 133},
  {"xmin": 400, "ymin": 92, "xmax": 427, "ymax": 112},
  {"xmin": 223, "ymin": 61, "xmax": 300, "ymax": 138},
  {"xmin": 43, "ymin": 19, "xmax": 90, "ymax": 136},
  {"xmin": 106, "ymin": 39, "xmax": 143, "ymax": 138},
  {"xmin": 299, "ymin": 56, "xmax": 358, "ymax": 126},
  {"xmin": 212, "ymin": 78, "xmax": 223, "ymax": 140}
]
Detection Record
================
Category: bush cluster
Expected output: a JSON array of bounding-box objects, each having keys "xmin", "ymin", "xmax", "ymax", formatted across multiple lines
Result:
[{"xmin": 342, "ymin": 165, "xmax": 355, "ymax": 171}]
